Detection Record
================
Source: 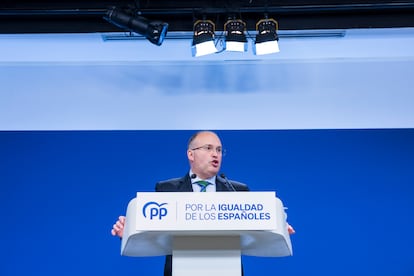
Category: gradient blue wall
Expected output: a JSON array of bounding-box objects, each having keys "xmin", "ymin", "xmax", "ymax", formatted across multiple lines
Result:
[{"xmin": 1, "ymin": 129, "xmax": 413, "ymax": 275}]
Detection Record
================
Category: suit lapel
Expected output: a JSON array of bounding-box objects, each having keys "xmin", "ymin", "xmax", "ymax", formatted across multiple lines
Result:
[
  {"xmin": 216, "ymin": 177, "xmax": 231, "ymax": 191},
  {"xmin": 176, "ymin": 174, "xmax": 194, "ymax": 192}
]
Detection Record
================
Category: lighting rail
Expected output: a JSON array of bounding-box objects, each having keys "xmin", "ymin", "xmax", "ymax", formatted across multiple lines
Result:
[{"xmin": 102, "ymin": 29, "xmax": 347, "ymax": 41}]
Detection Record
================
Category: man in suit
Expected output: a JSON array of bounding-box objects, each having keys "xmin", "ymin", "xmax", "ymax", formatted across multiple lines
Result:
[{"xmin": 111, "ymin": 130, "xmax": 294, "ymax": 275}]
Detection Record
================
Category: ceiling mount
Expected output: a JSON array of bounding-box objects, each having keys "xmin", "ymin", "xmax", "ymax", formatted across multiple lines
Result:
[{"xmin": 103, "ymin": 6, "xmax": 168, "ymax": 46}]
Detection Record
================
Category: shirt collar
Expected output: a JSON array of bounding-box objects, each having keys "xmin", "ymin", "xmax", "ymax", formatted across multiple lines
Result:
[{"xmin": 189, "ymin": 171, "xmax": 216, "ymax": 185}]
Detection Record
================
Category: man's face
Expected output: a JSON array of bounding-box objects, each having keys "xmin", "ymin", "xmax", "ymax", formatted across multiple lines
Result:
[{"xmin": 187, "ymin": 132, "xmax": 223, "ymax": 179}]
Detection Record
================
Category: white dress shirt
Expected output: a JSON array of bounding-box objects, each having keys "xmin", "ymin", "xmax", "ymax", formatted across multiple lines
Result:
[{"xmin": 189, "ymin": 171, "xmax": 216, "ymax": 192}]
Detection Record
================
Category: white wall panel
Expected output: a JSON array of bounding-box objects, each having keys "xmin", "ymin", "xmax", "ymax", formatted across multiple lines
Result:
[{"xmin": 0, "ymin": 28, "xmax": 413, "ymax": 130}]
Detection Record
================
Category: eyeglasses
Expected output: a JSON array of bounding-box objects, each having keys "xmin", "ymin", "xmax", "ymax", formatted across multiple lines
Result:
[{"xmin": 191, "ymin": 144, "xmax": 226, "ymax": 156}]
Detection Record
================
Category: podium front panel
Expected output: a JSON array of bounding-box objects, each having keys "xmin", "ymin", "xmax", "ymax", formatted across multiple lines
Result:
[{"xmin": 134, "ymin": 192, "xmax": 277, "ymax": 231}]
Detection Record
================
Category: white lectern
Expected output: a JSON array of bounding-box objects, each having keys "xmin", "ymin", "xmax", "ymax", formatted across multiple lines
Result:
[{"xmin": 121, "ymin": 192, "xmax": 292, "ymax": 276}]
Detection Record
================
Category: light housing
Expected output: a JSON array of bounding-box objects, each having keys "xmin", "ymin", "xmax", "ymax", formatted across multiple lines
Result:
[
  {"xmin": 103, "ymin": 7, "xmax": 168, "ymax": 46},
  {"xmin": 224, "ymin": 19, "xmax": 248, "ymax": 52},
  {"xmin": 191, "ymin": 19, "xmax": 218, "ymax": 57},
  {"xmin": 253, "ymin": 18, "xmax": 280, "ymax": 55}
]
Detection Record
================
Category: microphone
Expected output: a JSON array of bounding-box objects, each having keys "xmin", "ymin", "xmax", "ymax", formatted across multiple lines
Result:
[
  {"xmin": 220, "ymin": 173, "xmax": 237, "ymax": 192},
  {"xmin": 191, "ymin": 173, "xmax": 197, "ymax": 179}
]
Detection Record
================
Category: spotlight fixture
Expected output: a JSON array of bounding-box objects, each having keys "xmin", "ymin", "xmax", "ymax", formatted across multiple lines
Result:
[
  {"xmin": 103, "ymin": 7, "xmax": 168, "ymax": 46},
  {"xmin": 253, "ymin": 18, "xmax": 280, "ymax": 55},
  {"xmin": 191, "ymin": 19, "xmax": 218, "ymax": 57},
  {"xmin": 224, "ymin": 19, "xmax": 248, "ymax": 52}
]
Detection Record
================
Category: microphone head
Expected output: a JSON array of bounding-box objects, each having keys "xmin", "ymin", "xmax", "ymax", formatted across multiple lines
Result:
[{"xmin": 191, "ymin": 173, "xmax": 197, "ymax": 179}]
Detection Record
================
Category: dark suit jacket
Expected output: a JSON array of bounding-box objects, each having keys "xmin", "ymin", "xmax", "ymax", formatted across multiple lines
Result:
[{"xmin": 155, "ymin": 173, "xmax": 250, "ymax": 276}]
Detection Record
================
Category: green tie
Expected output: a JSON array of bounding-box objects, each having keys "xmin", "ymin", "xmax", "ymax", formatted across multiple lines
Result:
[{"xmin": 196, "ymin": 181, "xmax": 211, "ymax": 192}]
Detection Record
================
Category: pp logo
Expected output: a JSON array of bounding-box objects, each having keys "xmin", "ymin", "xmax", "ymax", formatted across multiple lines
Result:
[{"xmin": 142, "ymin": 201, "xmax": 168, "ymax": 220}]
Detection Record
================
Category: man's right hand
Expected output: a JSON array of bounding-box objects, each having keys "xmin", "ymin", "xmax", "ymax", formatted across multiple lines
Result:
[{"xmin": 111, "ymin": 215, "xmax": 126, "ymax": 238}]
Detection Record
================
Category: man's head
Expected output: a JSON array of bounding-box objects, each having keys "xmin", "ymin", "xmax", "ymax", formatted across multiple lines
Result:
[{"xmin": 187, "ymin": 131, "xmax": 224, "ymax": 179}]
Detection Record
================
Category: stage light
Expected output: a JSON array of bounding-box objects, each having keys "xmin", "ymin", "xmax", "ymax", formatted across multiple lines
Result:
[
  {"xmin": 191, "ymin": 19, "xmax": 218, "ymax": 57},
  {"xmin": 224, "ymin": 19, "xmax": 247, "ymax": 52},
  {"xmin": 253, "ymin": 18, "xmax": 280, "ymax": 55},
  {"xmin": 103, "ymin": 7, "xmax": 168, "ymax": 46}
]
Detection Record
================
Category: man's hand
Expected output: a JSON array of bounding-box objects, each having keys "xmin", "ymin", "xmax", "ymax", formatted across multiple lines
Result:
[
  {"xmin": 111, "ymin": 215, "xmax": 126, "ymax": 238},
  {"xmin": 287, "ymin": 223, "xmax": 295, "ymax": 235}
]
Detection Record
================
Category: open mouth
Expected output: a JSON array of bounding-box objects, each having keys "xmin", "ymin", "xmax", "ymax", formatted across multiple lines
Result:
[{"xmin": 211, "ymin": 160, "xmax": 219, "ymax": 167}]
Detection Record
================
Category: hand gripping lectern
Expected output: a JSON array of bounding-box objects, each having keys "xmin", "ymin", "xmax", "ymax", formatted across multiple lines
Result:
[{"xmin": 121, "ymin": 192, "xmax": 292, "ymax": 276}]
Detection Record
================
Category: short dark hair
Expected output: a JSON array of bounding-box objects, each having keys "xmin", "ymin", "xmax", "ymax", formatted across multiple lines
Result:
[
  {"xmin": 187, "ymin": 130, "xmax": 217, "ymax": 149},
  {"xmin": 187, "ymin": 131, "xmax": 201, "ymax": 149}
]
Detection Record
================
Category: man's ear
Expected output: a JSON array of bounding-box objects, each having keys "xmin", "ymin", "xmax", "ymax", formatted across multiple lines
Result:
[{"xmin": 187, "ymin": 149, "xmax": 194, "ymax": 161}]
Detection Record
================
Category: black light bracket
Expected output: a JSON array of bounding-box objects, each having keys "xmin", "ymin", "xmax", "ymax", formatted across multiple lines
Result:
[{"xmin": 103, "ymin": 6, "xmax": 168, "ymax": 46}]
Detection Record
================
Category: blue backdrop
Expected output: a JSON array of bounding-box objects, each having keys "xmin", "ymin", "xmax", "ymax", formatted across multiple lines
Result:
[{"xmin": 1, "ymin": 129, "xmax": 413, "ymax": 275}]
